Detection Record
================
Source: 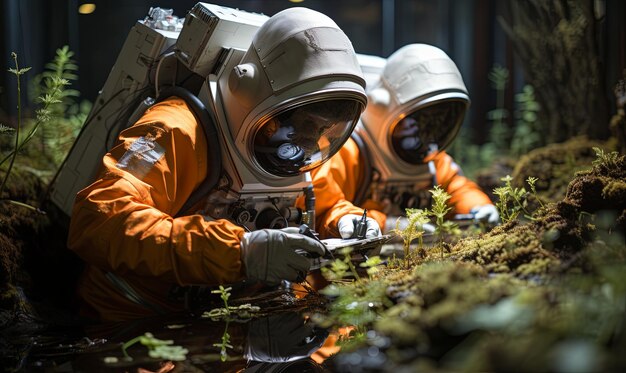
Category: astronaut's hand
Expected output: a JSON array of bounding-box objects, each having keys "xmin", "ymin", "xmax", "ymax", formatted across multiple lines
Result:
[
  {"xmin": 383, "ymin": 216, "xmax": 435, "ymax": 234},
  {"xmin": 337, "ymin": 214, "xmax": 381, "ymax": 239},
  {"xmin": 241, "ymin": 228, "xmax": 326, "ymax": 286},
  {"xmin": 470, "ymin": 204, "xmax": 500, "ymax": 224}
]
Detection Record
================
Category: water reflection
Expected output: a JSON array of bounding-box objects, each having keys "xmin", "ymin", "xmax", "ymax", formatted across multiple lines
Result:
[
  {"xmin": 67, "ymin": 311, "xmax": 330, "ymax": 372},
  {"xmin": 245, "ymin": 312, "xmax": 328, "ymax": 363}
]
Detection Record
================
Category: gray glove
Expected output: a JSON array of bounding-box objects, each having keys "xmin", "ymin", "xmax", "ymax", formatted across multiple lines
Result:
[
  {"xmin": 241, "ymin": 228, "xmax": 326, "ymax": 286},
  {"xmin": 383, "ymin": 216, "xmax": 435, "ymax": 234},
  {"xmin": 337, "ymin": 214, "xmax": 381, "ymax": 239},
  {"xmin": 470, "ymin": 204, "xmax": 500, "ymax": 224},
  {"xmin": 245, "ymin": 312, "xmax": 328, "ymax": 363}
]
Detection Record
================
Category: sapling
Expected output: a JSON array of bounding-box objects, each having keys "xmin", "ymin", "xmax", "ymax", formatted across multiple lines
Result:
[
  {"xmin": 0, "ymin": 51, "xmax": 69, "ymax": 210},
  {"xmin": 429, "ymin": 186, "xmax": 459, "ymax": 259},
  {"xmin": 493, "ymin": 175, "xmax": 531, "ymax": 223},
  {"xmin": 393, "ymin": 208, "xmax": 430, "ymax": 268},
  {"xmin": 526, "ymin": 176, "xmax": 545, "ymax": 209}
]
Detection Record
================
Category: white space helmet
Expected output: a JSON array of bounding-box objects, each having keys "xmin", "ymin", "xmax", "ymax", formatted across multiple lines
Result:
[
  {"xmin": 219, "ymin": 7, "xmax": 367, "ymax": 177},
  {"xmin": 361, "ymin": 43, "xmax": 469, "ymax": 166}
]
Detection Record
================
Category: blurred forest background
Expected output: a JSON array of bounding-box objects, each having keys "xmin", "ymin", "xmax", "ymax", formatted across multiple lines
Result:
[{"xmin": 1, "ymin": 0, "xmax": 625, "ymax": 180}]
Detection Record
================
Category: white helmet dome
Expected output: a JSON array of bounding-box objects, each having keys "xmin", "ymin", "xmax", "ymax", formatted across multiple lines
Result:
[
  {"xmin": 219, "ymin": 7, "xmax": 367, "ymax": 178},
  {"xmin": 361, "ymin": 43, "xmax": 469, "ymax": 165}
]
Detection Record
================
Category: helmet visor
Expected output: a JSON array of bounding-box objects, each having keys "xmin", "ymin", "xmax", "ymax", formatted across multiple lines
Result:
[
  {"xmin": 253, "ymin": 99, "xmax": 363, "ymax": 177},
  {"xmin": 390, "ymin": 100, "xmax": 466, "ymax": 164}
]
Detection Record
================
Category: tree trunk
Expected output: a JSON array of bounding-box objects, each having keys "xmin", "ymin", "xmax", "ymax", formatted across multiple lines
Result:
[{"xmin": 499, "ymin": 0, "xmax": 610, "ymax": 143}]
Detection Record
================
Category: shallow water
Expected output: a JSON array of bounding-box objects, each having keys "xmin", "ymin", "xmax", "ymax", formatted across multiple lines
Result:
[{"xmin": 5, "ymin": 309, "xmax": 334, "ymax": 372}]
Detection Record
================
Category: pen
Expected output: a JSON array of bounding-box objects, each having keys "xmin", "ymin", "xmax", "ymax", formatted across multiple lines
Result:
[
  {"xmin": 298, "ymin": 224, "xmax": 334, "ymax": 259},
  {"xmin": 355, "ymin": 209, "xmax": 368, "ymax": 239}
]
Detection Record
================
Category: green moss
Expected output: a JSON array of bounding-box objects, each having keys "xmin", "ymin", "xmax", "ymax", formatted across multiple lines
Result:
[
  {"xmin": 446, "ymin": 151, "xmax": 625, "ymax": 279},
  {"xmin": 603, "ymin": 180, "xmax": 626, "ymax": 202},
  {"xmin": 511, "ymin": 137, "xmax": 606, "ymax": 209},
  {"xmin": 374, "ymin": 262, "xmax": 521, "ymax": 349},
  {"xmin": 448, "ymin": 221, "xmax": 560, "ymax": 277}
]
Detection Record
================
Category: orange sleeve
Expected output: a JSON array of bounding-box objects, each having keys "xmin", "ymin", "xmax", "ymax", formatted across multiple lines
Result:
[
  {"xmin": 307, "ymin": 138, "xmax": 386, "ymax": 238},
  {"xmin": 427, "ymin": 151, "xmax": 492, "ymax": 214},
  {"xmin": 68, "ymin": 98, "xmax": 246, "ymax": 286}
]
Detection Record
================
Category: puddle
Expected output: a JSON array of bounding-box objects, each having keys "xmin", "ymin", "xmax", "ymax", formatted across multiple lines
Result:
[{"xmin": 3, "ymin": 288, "xmax": 336, "ymax": 372}]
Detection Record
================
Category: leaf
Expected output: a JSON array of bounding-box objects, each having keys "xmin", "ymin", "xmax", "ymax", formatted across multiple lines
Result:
[
  {"xmin": 360, "ymin": 256, "xmax": 383, "ymax": 268},
  {"xmin": 523, "ymin": 111, "xmax": 537, "ymax": 122},
  {"xmin": 0, "ymin": 124, "xmax": 15, "ymax": 134},
  {"xmin": 526, "ymin": 101, "xmax": 540, "ymax": 111}
]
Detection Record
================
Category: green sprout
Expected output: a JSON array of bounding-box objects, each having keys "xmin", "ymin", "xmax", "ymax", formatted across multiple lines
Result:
[
  {"xmin": 526, "ymin": 176, "xmax": 545, "ymax": 209},
  {"xmin": 202, "ymin": 285, "xmax": 260, "ymax": 319},
  {"xmin": 493, "ymin": 175, "xmax": 532, "ymax": 223},
  {"xmin": 119, "ymin": 332, "xmax": 188, "ymax": 362},
  {"xmin": 212, "ymin": 285, "xmax": 232, "ymax": 314},
  {"xmin": 430, "ymin": 186, "xmax": 459, "ymax": 259},
  {"xmin": 393, "ymin": 208, "xmax": 430, "ymax": 268},
  {"xmin": 212, "ymin": 321, "xmax": 233, "ymax": 362}
]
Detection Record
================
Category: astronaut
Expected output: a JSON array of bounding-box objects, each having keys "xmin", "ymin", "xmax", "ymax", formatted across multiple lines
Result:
[
  {"xmin": 311, "ymin": 43, "xmax": 498, "ymax": 238},
  {"xmin": 67, "ymin": 6, "xmax": 379, "ymax": 322}
]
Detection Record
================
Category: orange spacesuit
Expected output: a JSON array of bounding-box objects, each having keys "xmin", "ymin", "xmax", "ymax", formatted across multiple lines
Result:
[
  {"xmin": 311, "ymin": 137, "xmax": 492, "ymax": 236},
  {"xmin": 67, "ymin": 6, "xmax": 382, "ymax": 322},
  {"xmin": 69, "ymin": 98, "xmax": 373, "ymax": 322},
  {"xmin": 311, "ymin": 44, "xmax": 497, "ymax": 236}
]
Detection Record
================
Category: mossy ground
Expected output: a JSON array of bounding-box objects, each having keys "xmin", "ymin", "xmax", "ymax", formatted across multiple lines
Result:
[
  {"xmin": 324, "ymin": 150, "xmax": 626, "ymax": 372},
  {"xmin": 511, "ymin": 137, "xmax": 608, "ymax": 208}
]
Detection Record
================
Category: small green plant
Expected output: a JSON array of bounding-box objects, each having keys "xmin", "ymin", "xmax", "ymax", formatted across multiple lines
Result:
[
  {"xmin": 29, "ymin": 46, "xmax": 89, "ymax": 168},
  {"xmin": 212, "ymin": 321, "xmax": 233, "ymax": 362},
  {"xmin": 591, "ymin": 147, "xmax": 620, "ymax": 169},
  {"xmin": 360, "ymin": 255, "xmax": 383, "ymax": 278},
  {"xmin": 430, "ymin": 185, "xmax": 459, "ymax": 259},
  {"xmin": 511, "ymin": 85, "xmax": 542, "ymax": 157},
  {"xmin": 202, "ymin": 285, "xmax": 260, "ymax": 319},
  {"xmin": 493, "ymin": 175, "xmax": 531, "ymax": 223},
  {"xmin": 213, "ymin": 285, "xmax": 232, "ymax": 315},
  {"xmin": 322, "ymin": 256, "xmax": 350, "ymax": 281},
  {"xmin": 0, "ymin": 51, "xmax": 69, "ymax": 210},
  {"xmin": 321, "ymin": 247, "xmax": 362, "ymax": 283},
  {"xmin": 526, "ymin": 176, "xmax": 545, "ymax": 209},
  {"xmin": 117, "ymin": 332, "xmax": 188, "ymax": 362},
  {"xmin": 393, "ymin": 208, "xmax": 430, "ymax": 267}
]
